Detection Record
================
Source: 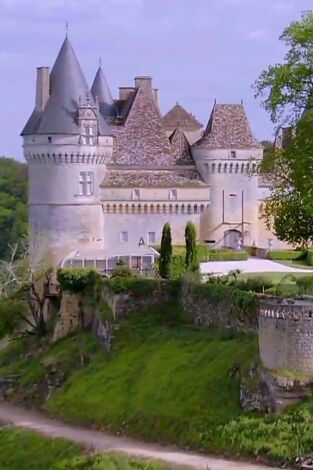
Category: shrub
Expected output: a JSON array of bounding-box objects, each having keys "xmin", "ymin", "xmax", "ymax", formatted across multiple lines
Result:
[
  {"xmin": 231, "ymin": 277, "xmax": 274, "ymax": 293},
  {"xmin": 267, "ymin": 249, "xmax": 303, "ymax": 260},
  {"xmin": 159, "ymin": 223, "xmax": 172, "ymax": 279},
  {"xmin": 57, "ymin": 268, "xmax": 102, "ymax": 293},
  {"xmin": 111, "ymin": 266, "xmax": 133, "ymax": 278},
  {"xmin": 185, "ymin": 221, "xmax": 197, "ymax": 268},
  {"xmin": 307, "ymin": 250, "xmax": 313, "ymax": 266},
  {"xmin": 104, "ymin": 277, "xmax": 159, "ymax": 295},
  {"xmin": 296, "ymin": 276, "xmax": 313, "ymax": 295},
  {"xmin": 0, "ymin": 299, "xmax": 27, "ymax": 337},
  {"xmin": 171, "ymin": 254, "xmax": 185, "ymax": 278}
]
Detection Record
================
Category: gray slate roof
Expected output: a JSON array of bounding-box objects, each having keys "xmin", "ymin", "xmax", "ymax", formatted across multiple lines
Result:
[
  {"xmin": 22, "ymin": 36, "xmax": 111, "ymax": 136},
  {"xmin": 162, "ymin": 103, "xmax": 203, "ymax": 131},
  {"xmin": 91, "ymin": 66, "xmax": 117, "ymax": 118},
  {"xmin": 101, "ymin": 168, "xmax": 207, "ymax": 188},
  {"xmin": 195, "ymin": 104, "xmax": 262, "ymax": 149}
]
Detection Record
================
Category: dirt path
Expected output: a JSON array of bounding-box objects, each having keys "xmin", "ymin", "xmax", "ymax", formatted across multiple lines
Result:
[{"xmin": 0, "ymin": 402, "xmax": 281, "ymax": 470}]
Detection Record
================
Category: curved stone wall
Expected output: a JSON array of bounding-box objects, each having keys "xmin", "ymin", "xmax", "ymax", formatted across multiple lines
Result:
[{"xmin": 259, "ymin": 301, "xmax": 313, "ymax": 374}]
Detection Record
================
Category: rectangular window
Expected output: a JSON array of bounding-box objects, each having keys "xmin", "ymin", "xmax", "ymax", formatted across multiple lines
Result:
[
  {"xmin": 147, "ymin": 232, "xmax": 156, "ymax": 244},
  {"xmin": 120, "ymin": 231, "xmax": 128, "ymax": 243},
  {"xmin": 230, "ymin": 150, "xmax": 236, "ymax": 159},
  {"xmin": 169, "ymin": 189, "xmax": 177, "ymax": 200},
  {"xmin": 132, "ymin": 189, "xmax": 141, "ymax": 200},
  {"xmin": 79, "ymin": 172, "xmax": 94, "ymax": 196}
]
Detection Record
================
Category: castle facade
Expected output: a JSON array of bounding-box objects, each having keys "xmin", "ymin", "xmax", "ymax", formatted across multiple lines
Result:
[{"xmin": 22, "ymin": 36, "xmax": 284, "ymax": 270}]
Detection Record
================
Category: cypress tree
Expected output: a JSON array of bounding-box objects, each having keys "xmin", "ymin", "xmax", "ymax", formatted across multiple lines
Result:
[
  {"xmin": 185, "ymin": 221, "xmax": 197, "ymax": 269},
  {"xmin": 159, "ymin": 223, "xmax": 172, "ymax": 278}
]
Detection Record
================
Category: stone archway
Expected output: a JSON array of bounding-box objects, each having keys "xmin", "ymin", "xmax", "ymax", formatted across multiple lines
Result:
[{"xmin": 224, "ymin": 229, "xmax": 242, "ymax": 249}]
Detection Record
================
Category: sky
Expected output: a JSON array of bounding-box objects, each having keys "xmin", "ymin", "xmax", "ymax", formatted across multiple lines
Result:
[{"xmin": 1, "ymin": 0, "xmax": 312, "ymax": 160}]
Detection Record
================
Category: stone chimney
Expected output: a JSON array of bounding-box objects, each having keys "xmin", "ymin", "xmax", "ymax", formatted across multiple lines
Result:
[
  {"xmin": 35, "ymin": 67, "xmax": 50, "ymax": 112},
  {"xmin": 153, "ymin": 88, "xmax": 159, "ymax": 106},
  {"xmin": 119, "ymin": 87, "xmax": 135, "ymax": 101},
  {"xmin": 134, "ymin": 76, "xmax": 152, "ymax": 92}
]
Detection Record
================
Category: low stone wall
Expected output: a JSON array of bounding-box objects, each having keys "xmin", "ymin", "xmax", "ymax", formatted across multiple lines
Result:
[
  {"xmin": 101, "ymin": 282, "xmax": 176, "ymax": 319},
  {"xmin": 180, "ymin": 280, "xmax": 259, "ymax": 332},
  {"xmin": 259, "ymin": 301, "xmax": 313, "ymax": 374}
]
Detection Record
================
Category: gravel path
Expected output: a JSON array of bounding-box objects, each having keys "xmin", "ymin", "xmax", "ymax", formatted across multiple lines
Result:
[
  {"xmin": 200, "ymin": 258, "xmax": 313, "ymax": 275},
  {"xmin": 0, "ymin": 402, "xmax": 280, "ymax": 470}
]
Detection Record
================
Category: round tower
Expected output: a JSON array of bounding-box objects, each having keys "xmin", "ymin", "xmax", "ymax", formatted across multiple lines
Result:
[
  {"xmin": 192, "ymin": 103, "xmax": 263, "ymax": 249},
  {"xmin": 21, "ymin": 36, "xmax": 114, "ymax": 267}
]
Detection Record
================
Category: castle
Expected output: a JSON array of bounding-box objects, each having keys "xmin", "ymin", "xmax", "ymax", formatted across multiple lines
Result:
[{"xmin": 21, "ymin": 35, "xmax": 285, "ymax": 270}]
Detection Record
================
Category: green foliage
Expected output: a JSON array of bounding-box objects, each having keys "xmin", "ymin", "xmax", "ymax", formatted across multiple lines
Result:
[
  {"xmin": 0, "ymin": 426, "xmax": 180, "ymax": 470},
  {"xmin": 307, "ymin": 250, "xmax": 313, "ymax": 266},
  {"xmin": 111, "ymin": 266, "xmax": 134, "ymax": 278},
  {"xmin": 207, "ymin": 250, "xmax": 248, "ymax": 261},
  {"xmin": 104, "ymin": 277, "xmax": 159, "ymax": 295},
  {"xmin": 0, "ymin": 157, "xmax": 28, "ymax": 259},
  {"xmin": 267, "ymin": 249, "xmax": 303, "ymax": 260},
  {"xmin": 0, "ymin": 299, "xmax": 27, "ymax": 337},
  {"xmin": 158, "ymin": 223, "xmax": 172, "ymax": 279},
  {"xmin": 262, "ymin": 114, "xmax": 313, "ymax": 246},
  {"xmin": 57, "ymin": 268, "xmax": 102, "ymax": 294},
  {"xmin": 171, "ymin": 254, "xmax": 185, "ymax": 278},
  {"xmin": 295, "ymin": 275, "xmax": 313, "ymax": 295},
  {"xmin": 255, "ymin": 11, "xmax": 313, "ymax": 125},
  {"xmin": 255, "ymin": 12, "xmax": 313, "ymax": 246},
  {"xmin": 260, "ymin": 140, "xmax": 275, "ymax": 173},
  {"xmin": 230, "ymin": 277, "xmax": 274, "ymax": 293},
  {"xmin": 185, "ymin": 221, "xmax": 197, "ymax": 269}
]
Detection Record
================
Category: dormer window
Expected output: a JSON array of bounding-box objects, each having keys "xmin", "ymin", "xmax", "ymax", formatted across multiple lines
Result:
[
  {"xmin": 169, "ymin": 189, "xmax": 177, "ymax": 200},
  {"xmin": 230, "ymin": 150, "xmax": 236, "ymax": 159},
  {"xmin": 132, "ymin": 189, "xmax": 140, "ymax": 200}
]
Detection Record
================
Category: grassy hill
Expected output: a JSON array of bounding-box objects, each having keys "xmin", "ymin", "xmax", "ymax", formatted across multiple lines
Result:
[{"xmin": 1, "ymin": 303, "xmax": 313, "ymax": 464}]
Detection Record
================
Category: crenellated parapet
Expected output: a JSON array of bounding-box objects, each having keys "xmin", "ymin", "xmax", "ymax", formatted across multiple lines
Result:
[
  {"xmin": 25, "ymin": 152, "xmax": 108, "ymax": 165},
  {"xmin": 102, "ymin": 202, "xmax": 210, "ymax": 214}
]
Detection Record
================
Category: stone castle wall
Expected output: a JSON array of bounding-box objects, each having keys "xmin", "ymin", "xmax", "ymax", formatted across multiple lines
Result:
[{"xmin": 259, "ymin": 301, "xmax": 313, "ymax": 374}]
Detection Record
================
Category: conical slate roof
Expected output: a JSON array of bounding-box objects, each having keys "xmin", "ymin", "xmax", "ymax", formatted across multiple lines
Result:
[
  {"xmin": 195, "ymin": 104, "xmax": 262, "ymax": 149},
  {"xmin": 22, "ymin": 36, "xmax": 96, "ymax": 135},
  {"xmin": 91, "ymin": 66, "xmax": 116, "ymax": 118}
]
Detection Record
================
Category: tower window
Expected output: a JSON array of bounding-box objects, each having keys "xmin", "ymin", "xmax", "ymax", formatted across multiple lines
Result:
[
  {"xmin": 120, "ymin": 231, "xmax": 128, "ymax": 243},
  {"xmin": 48, "ymin": 136, "xmax": 52, "ymax": 143},
  {"xmin": 132, "ymin": 189, "xmax": 141, "ymax": 200},
  {"xmin": 81, "ymin": 125, "xmax": 96, "ymax": 145},
  {"xmin": 169, "ymin": 189, "xmax": 177, "ymax": 200},
  {"xmin": 148, "ymin": 232, "xmax": 156, "ymax": 244},
  {"xmin": 230, "ymin": 150, "xmax": 236, "ymax": 159},
  {"xmin": 79, "ymin": 172, "xmax": 94, "ymax": 196}
]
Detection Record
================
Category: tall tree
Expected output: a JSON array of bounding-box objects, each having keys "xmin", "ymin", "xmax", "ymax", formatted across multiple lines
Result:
[
  {"xmin": 185, "ymin": 221, "xmax": 197, "ymax": 269},
  {"xmin": 0, "ymin": 157, "xmax": 28, "ymax": 259},
  {"xmin": 255, "ymin": 12, "xmax": 313, "ymax": 246},
  {"xmin": 159, "ymin": 223, "xmax": 172, "ymax": 279}
]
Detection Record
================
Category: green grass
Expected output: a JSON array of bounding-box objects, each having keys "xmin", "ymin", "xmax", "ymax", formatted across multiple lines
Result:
[
  {"xmin": 0, "ymin": 426, "xmax": 185, "ymax": 470},
  {"xmin": 2, "ymin": 303, "xmax": 313, "ymax": 464}
]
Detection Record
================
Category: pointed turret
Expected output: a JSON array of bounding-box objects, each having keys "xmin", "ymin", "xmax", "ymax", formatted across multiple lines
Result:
[
  {"xmin": 91, "ymin": 66, "xmax": 116, "ymax": 118},
  {"xmin": 22, "ymin": 36, "xmax": 93, "ymax": 135}
]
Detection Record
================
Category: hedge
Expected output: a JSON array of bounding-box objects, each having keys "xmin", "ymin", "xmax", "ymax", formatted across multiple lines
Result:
[
  {"xmin": 307, "ymin": 250, "xmax": 313, "ymax": 266},
  {"xmin": 267, "ymin": 250, "xmax": 303, "ymax": 261},
  {"xmin": 57, "ymin": 268, "xmax": 102, "ymax": 293},
  {"xmin": 207, "ymin": 251, "xmax": 248, "ymax": 261}
]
